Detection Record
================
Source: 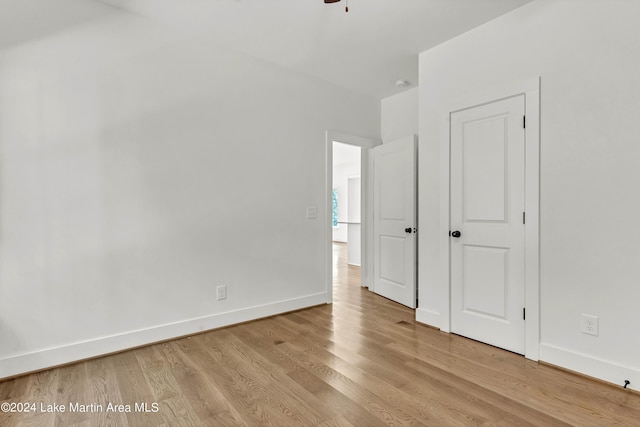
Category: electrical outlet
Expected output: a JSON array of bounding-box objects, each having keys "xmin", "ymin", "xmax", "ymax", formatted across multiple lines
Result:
[
  {"xmin": 216, "ymin": 285, "xmax": 227, "ymax": 301},
  {"xmin": 582, "ymin": 314, "xmax": 598, "ymax": 336}
]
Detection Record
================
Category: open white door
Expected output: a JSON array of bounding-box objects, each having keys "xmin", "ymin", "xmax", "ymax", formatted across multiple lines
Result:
[
  {"xmin": 372, "ymin": 135, "xmax": 417, "ymax": 308},
  {"xmin": 450, "ymin": 95, "xmax": 526, "ymax": 354}
]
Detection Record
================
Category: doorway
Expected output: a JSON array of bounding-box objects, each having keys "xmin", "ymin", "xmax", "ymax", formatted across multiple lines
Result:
[
  {"xmin": 332, "ymin": 142, "xmax": 362, "ymax": 294},
  {"xmin": 325, "ymin": 131, "xmax": 379, "ymax": 303},
  {"xmin": 332, "ymin": 142, "xmax": 361, "ymax": 258},
  {"xmin": 325, "ymin": 131, "xmax": 418, "ymax": 308}
]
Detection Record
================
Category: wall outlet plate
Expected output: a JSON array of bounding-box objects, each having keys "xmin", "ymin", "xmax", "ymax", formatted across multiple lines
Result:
[
  {"xmin": 582, "ymin": 314, "xmax": 599, "ymax": 336},
  {"xmin": 307, "ymin": 206, "xmax": 318, "ymax": 219},
  {"xmin": 216, "ymin": 285, "xmax": 227, "ymax": 301}
]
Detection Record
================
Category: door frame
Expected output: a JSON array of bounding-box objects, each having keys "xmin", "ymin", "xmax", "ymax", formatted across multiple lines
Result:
[
  {"xmin": 325, "ymin": 131, "xmax": 380, "ymax": 304},
  {"xmin": 439, "ymin": 78, "xmax": 540, "ymax": 361}
]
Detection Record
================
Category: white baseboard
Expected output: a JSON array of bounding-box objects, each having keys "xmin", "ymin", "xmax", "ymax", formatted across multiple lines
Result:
[
  {"xmin": 415, "ymin": 307, "xmax": 441, "ymax": 329},
  {"xmin": 412, "ymin": 314, "xmax": 639, "ymax": 392},
  {"xmin": 0, "ymin": 292, "xmax": 328, "ymax": 380},
  {"xmin": 539, "ymin": 343, "xmax": 640, "ymax": 392}
]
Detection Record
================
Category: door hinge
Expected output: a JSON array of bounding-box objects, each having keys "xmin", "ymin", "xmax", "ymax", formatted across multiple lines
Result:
[
  {"xmin": 523, "ymin": 307, "xmax": 526, "ymax": 320},
  {"xmin": 523, "ymin": 116, "xmax": 526, "ymax": 129},
  {"xmin": 522, "ymin": 212, "xmax": 526, "ymax": 224}
]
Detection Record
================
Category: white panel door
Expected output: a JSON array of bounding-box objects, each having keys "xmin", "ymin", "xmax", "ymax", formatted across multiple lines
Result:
[
  {"xmin": 450, "ymin": 95, "xmax": 525, "ymax": 354},
  {"xmin": 373, "ymin": 135, "xmax": 416, "ymax": 308}
]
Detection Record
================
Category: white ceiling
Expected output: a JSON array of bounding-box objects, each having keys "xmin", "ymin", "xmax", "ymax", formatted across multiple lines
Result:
[
  {"xmin": 0, "ymin": 0, "xmax": 533, "ymax": 100},
  {"xmin": 0, "ymin": 0, "xmax": 118, "ymax": 51}
]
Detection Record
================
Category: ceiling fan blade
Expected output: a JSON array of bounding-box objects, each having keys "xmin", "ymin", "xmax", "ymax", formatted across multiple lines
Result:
[{"xmin": 324, "ymin": 0, "xmax": 341, "ymax": 3}]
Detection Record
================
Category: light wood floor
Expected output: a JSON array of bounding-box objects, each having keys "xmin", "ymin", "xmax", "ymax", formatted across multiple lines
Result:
[{"xmin": 1, "ymin": 242, "xmax": 639, "ymax": 426}]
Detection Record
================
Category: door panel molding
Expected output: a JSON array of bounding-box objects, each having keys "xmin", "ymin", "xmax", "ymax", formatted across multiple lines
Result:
[{"xmin": 438, "ymin": 78, "xmax": 540, "ymax": 361}]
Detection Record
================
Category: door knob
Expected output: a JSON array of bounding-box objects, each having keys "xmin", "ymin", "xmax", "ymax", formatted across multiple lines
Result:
[
  {"xmin": 450, "ymin": 230, "xmax": 461, "ymax": 238},
  {"xmin": 405, "ymin": 227, "xmax": 412, "ymax": 233}
]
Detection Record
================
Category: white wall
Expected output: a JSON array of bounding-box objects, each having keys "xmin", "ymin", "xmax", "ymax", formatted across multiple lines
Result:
[
  {"xmin": 332, "ymin": 142, "xmax": 361, "ymax": 242},
  {"xmin": 417, "ymin": 0, "xmax": 640, "ymax": 389},
  {"xmin": 0, "ymin": 9, "xmax": 378, "ymax": 378},
  {"xmin": 381, "ymin": 87, "xmax": 418, "ymax": 143}
]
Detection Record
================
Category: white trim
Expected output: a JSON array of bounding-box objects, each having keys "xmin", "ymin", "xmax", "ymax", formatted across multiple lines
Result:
[
  {"xmin": 327, "ymin": 131, "xmax": 379, "ymax": 149},
  {"xmin": 447, "ymin": 78, "xmax": 540, "ymax": 112},
  {"xmin": 523, "ymin": 81, "xmax": 541, "ymax": 361},
  {"xmin": 366, "ymin": 148, "xmax": 375, "ymax": 291},
  {"xmin": 539, "ymin": 343, "xmax": 640, "ymax": 392},
  {"xmin": 0, "ymin": 293, "xmax": 327, "ymax": 380},
  {"xmin": 325, "ymin": 131, "xmax": 380, "ymax": 303},
  {"xmin": 416, "ymin": 307, "xmax": 441, "ymax": 326},
  {"xmin": 433, "ymin": 78, "xmax": 541, "ymax": 360}
]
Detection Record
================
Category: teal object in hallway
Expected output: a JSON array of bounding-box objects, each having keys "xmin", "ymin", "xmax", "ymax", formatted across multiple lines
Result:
[{"xmin": 332, "ymin": 189, "xmax": 338, "ymax": 227}]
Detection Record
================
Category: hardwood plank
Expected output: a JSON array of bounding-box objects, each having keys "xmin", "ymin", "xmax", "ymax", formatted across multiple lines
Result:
[
  {"xmin": 1, "ymin": 369, "xmax": 59, "ymax": 427},
  {"xmin": 186, "ymin": 330, "xmax": 310, "ymax": 426},
  {"xmin": 163, "ymin": 338, "xmax": 248, "ymax": 426},
  {"xmin": 275, "ymin": 339, "xmax": 429, "ymax": 426},
  {"xmin": 317, "ymin": 414, "xmax": 355, "ymax": 427},
  {"xmin": 52, "ymin": 363, "xmax": 89, "ymax": 427},
  {"xmin": 232, "ymin": 320, "xmax": 387, "ymax": 426},
  {"xmin": 0, "ymin": 377, "xmax": 29, "ymax": 402},
  {"xmin": 134, "ymin": 345, "xmax": 200, "ymax": 426},
  {"xmin": 110, "ymin": 350, "xmax": 166, "ymax": 427},
  {"xmin": 199, "ymin": 328, "xmax": 330, "ymax": 425},
  {"xmin": 85, "ymin": 357, "xmax": 128, "ymax": 427},
  {"xmin": 287, "ymin": 369, "xmax": 387, "ymax": 427}
]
